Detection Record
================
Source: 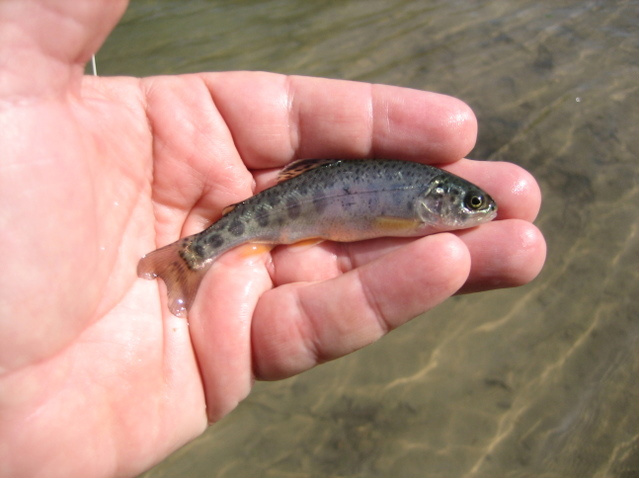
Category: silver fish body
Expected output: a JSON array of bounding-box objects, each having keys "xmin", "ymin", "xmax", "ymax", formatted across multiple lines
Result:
[{"xmin": 138, "ymin": 159, "xmax": 497, "ymax": 317}]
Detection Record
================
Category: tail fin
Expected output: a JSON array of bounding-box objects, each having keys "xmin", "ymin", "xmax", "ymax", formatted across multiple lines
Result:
[{"xmin": 137, "ymin": 242, "xmax": 210, "ymax": 318}]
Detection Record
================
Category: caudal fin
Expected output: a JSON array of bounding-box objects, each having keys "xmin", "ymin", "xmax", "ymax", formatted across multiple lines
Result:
[{"xmin": 137, "ymin": 241, "xmax": 210, "ymax": 318}]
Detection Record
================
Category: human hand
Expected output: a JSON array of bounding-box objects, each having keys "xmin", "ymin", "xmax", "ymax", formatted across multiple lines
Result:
[{"xmin": 0, "ymin": 1, "xmax": 545, "ymax": 477}]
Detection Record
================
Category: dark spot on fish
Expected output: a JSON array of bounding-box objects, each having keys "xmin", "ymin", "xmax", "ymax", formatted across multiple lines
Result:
[
  {"xmin": 274, "ymin": 215, "xmax": 286, "ymax": 226},
  {"xmin": 341, "ymin": 196, "xmax": 357, "ymax": 210},
  {"xmin": 228, "ymin": 220, "xmax": 245, "ymax": 236},
  {"xmin": 255, "ymin": 207, "xmax": 270, "ymax": 227},
  {"xmin": 207, "ymin": 234, "xmax": 225, "ymax": 249},
  {"xmin": 406, "ymin": 200, "xmax": 414, "ymax": 212},
  {"xmin": 286, "ymin": 197, "xmax": 301, "ymax": 219},
  {"xmin": 193, "ymin": 243, "xmax": 207, "ymax": 257},
  {"xmin": 266, "ymin": 194, "xmax": 280, "ymax": 207}
]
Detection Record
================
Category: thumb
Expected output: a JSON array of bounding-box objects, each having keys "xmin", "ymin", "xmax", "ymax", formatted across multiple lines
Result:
[{"xmin": 0, "ymin": 0, "xmax": 128, "ymax": 98}]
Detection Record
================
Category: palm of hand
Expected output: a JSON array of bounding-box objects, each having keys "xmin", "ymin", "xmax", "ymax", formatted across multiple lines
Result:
[{"xmin": 0, "ymin": 48, "xmax": 544, "ymax": 478}]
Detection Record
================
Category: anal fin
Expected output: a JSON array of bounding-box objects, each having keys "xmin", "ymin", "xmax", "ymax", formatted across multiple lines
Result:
[{"xmin": 236, "ymin": 243, "xmax": 274, "ymax": 258}]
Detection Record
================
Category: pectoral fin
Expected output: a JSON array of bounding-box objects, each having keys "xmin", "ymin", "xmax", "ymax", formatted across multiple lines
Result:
[{"xmin": 373, "ymin": 216, "xmax": 421, "ymax": 232}]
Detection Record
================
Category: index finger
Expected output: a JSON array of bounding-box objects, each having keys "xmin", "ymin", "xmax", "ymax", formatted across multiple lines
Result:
[{"xmin": 201, "ymin": 72, "xmax": 478, "ymax": 169}]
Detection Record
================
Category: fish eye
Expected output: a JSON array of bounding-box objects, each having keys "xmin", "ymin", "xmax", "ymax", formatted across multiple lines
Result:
[{"xmin": 464, "ymin": 193, "xmax": 486, "ymax": 210}]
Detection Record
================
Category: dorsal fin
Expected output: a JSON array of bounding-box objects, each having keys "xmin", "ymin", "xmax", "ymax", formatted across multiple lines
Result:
[{"xmin": 277, "ymin": 158, "xmax": 342, "ymax": 183}]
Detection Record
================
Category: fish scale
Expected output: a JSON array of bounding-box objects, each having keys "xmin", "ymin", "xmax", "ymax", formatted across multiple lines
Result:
[{"xmin": 138, "ymin": 159, "xmax": 497, "ymax": 317}]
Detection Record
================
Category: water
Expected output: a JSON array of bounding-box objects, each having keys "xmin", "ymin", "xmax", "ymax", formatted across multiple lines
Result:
[{"xmin": 96, "ymin": 1, "xmax": 639, "ymax": 476}]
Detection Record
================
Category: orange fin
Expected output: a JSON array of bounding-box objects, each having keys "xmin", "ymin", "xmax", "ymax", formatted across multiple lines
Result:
[
  {"xmin": 236, "ymin": 243, "xmax": 274, "ymax": 258},
  {"xmin": 137, "ymin": 241, "xmax": 210, "ymax": 318},
  {"xmin": 277, "ymin": 158, "xmax": 341, "ymax": 183},
  {"xmin": 373, "ymin": 216, "xmax": 421, "ymax": 232}
]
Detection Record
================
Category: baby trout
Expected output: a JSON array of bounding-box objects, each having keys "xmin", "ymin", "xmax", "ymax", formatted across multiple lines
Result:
[{"xmin": 138, "ymin": 159, "xmax": 497, "ymax": 317}]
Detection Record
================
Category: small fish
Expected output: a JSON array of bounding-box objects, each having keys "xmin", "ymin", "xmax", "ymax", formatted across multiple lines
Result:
[{"xmin": 138, "ymin": 159, "xmax": 497, "ymax": 317}]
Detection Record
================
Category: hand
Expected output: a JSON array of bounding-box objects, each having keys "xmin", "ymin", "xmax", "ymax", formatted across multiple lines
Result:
[{"xmin": 0, "ymin": 1, "xmax": 545, "ymax": 477}]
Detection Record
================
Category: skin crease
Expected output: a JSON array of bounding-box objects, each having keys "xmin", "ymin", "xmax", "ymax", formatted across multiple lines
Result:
[{"xmin": 0, "ymin": 1, "xmax": 546, "ymax": 478}]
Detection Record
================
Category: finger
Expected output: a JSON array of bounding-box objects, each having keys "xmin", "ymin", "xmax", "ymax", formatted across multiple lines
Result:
[
  {"xmin": 251, "ymin": 233, "xmax": 470, "ymax": 380},
  {"xmin": 456, "ymin": 219, "xmax": 546, "ymax": 293},
  {"xmin": 201, "ymin": 72, "xmax": 477, "ymax": 169},
  {"xmin": 188, "ymin": 247, "xmax": 273, "ymax": 422},
  {"xmin": 270, "ymin": 216, "xmax": 546, "ymax": 295},
  {"xmin": 141, "ymin": 75, "xmax": 255, "ymax": 244}
]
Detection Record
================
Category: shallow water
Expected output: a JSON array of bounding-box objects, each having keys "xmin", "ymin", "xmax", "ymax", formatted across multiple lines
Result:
[{"xmin": 97, "ymin": 1, "xmax": 639, "ymax": 476}]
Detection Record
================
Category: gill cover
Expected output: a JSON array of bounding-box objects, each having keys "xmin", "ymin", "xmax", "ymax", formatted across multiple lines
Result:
[{"xmin": 416, "ymin": 175, "xmax": 494, "ymax": 228}]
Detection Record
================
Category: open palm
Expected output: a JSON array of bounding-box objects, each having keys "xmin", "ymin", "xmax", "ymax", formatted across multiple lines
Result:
[{"xmin": 0, "ymin": 1, "xmax": 545, "ymax": 477}]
